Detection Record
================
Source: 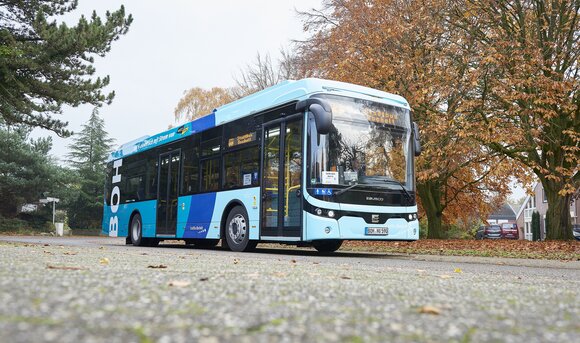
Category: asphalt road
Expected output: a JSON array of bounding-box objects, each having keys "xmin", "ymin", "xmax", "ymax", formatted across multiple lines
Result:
[{"xmin": 0, "ymin": 236, "xmax": 579, "ymax": 343}]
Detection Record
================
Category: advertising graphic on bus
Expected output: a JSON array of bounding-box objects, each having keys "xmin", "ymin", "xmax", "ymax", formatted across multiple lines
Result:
[{"xmin": 102, "ymin": 78, "xmax": 422, "ymax": 253}]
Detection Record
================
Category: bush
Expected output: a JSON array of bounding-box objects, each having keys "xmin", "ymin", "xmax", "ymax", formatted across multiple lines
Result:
[
  {"xmin": 0, "ymin": 214, "xmax": 52, "ymax": 234},
  {"xmin": 419, "ymin": 219, "xmax": 428, "ymax": 239},
  {"xmin": 444, "ymin": 223, "xmax": 473, "ymax": 239}
]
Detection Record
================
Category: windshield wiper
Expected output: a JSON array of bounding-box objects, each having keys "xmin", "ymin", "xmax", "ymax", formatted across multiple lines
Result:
[
  {"xmin": 334, "ymin": 182, "xmax": 363, "ymax": 196},
  {"xmin": 379, "ymin": 178, "xmax": 413, "ymax": 204}
]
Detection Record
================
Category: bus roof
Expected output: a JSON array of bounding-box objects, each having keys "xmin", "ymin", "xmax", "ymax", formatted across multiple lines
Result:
[{"xmin": 109, "ymin": 78, "xmax": 409, "ymax": 161}]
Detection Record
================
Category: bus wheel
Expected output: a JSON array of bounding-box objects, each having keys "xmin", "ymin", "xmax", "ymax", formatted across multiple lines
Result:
[
  {"xmin": 130, "ymin": 213, "xmax": 144, "ymax": 246},
  {"xmin": 312, "ymin": 240, "xmax": 343, "ymax": 253},
  {"xmin": 224, "ymin": 206, "xmax": 257, "ymax": 252}
]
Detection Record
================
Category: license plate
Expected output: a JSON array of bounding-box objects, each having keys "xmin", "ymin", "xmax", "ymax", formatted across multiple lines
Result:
[{"xmin": 366, "ymin": 227, "xmax": 388, "ymax": 235}]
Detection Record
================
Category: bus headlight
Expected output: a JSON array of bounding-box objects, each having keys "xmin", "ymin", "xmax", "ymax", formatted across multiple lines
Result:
[
  {"xmin": 327, "ymin": 210, "xmax": 335, "ymax": 218},
  {"xmin": 315, "ymin": 208, "xmax": 323, "ymax": 216},
  {"xmin": 408, "ymin": 214, "xmax": 413, "ymax": 220}
]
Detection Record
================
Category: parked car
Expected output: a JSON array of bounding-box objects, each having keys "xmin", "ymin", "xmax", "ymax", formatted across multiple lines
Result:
[
  {"xmin": 484, "ymin": 225, "xmax": 502, "ymax": 239},
  {"xmin": 573, "ymin": 224, "xmax": 580, "ymax": 241},
  {"xmin": 501, "ymin": 223, "xmax": 519, "ymax": 239}
]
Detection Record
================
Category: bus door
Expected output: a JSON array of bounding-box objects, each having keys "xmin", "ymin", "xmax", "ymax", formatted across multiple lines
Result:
[
  {"xmin": 156, "ymin": 149, "xmax": 181, "ymax": 236},
  {"xmin": 261, "ymin": 116, "xmax": 303, "ymax": 239}
]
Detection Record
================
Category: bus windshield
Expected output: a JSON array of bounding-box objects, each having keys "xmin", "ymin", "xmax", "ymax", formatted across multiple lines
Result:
[{"xmin": 308, "ymin": 94, "xmax": 413, "ymax": 194}]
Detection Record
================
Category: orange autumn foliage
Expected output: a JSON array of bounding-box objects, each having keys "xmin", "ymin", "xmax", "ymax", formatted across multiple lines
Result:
[{"xmin": 296, "ymin": 0, "xmax": 523, "ymax": 237}]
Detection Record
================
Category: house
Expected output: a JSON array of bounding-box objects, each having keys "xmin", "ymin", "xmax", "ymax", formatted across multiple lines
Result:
[
  {"xmin": 487, "ymin": 203, "xmax": 517, "ymax": 226},
  {"xmin": 515, "ymin": 183, "xmax": 580, "ymax": 240}
]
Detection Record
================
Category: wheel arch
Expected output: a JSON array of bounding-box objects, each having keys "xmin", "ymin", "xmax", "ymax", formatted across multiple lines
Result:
[{"xmin": 128, "ymin": 210, "xmax": 142, "ymax": 237}]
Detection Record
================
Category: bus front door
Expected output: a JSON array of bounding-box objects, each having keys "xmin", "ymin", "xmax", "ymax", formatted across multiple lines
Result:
[
  {"xmin": 156, "ymin": 150, "xmax": 180, "ymax": 236},
  {"xmin": 261, "ymin": 117, "xmax": 303, "ymax": 240}
]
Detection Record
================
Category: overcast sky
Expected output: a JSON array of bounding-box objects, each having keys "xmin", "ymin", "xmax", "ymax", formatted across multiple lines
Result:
[{"xmin": 35, "ymin": 0, "xmax": 321, "ymax": 161}]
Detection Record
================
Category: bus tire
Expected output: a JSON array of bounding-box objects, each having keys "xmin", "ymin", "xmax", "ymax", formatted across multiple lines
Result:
[
  {"xmin": 312, "ymin": 239, "xmax": 343, "ymax": 253},
  {"xmin": 130, "ymin": 213, "xmax": 144, "ymax": 246},
  {"xmin": 223, "ymin": 206, "xmax": 257, "ymax": 252}
]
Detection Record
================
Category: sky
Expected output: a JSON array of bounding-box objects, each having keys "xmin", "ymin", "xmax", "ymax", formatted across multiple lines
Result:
[{"xmin": 35, "ymin": 0, "xmax": 321, "ymax": 161}]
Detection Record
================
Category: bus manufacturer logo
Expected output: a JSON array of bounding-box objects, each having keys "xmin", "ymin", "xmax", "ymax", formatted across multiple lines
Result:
[
  {"xmin": 109, "ymin": 159, "xmax": 123, "ymax": 237},
  {"xmin": 372, "ymin": 214, "xmax": 380, "ymax": 223},
  {"xmin": 366, "ymin": 196, "xmax": 384, "ymax": 201}
]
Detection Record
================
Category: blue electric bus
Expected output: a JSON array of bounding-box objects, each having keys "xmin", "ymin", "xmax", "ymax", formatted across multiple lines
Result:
[{"xmin": 102, "ymin": 78, "xmax": 421, "ymax": 252}]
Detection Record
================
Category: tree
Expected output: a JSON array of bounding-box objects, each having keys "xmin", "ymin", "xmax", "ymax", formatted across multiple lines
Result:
[
  {"xmin": 174, "ymin": 87, "xmax": 237, "ymax": 123},
  {"xmin": 66, "ymin": 108, "xmax": 113, "ymax": 229},
  {"xmin": 233, "ymin": 50, "xmax": 301, "ymax": 97},
  {"xmin": 453, "ymin": 0, "xmax": 579, "ymax": 239},
  {"xmin": 296, "ymin": 0, "xmax": 517, "ymax": 238},
  {"xmin": 175, "ymin": 50, "xmax": 301, "ymax": 123},
  {"xmin": 0, "ymin": 124, "xmax": 62, "ymax": 217},
  {"xmin": 0, "ymin": 0, "xmax": 132, "ymax": 137},
  {"xmin": 532, "ymin": 211, "xmax": 541, "ymax": 241}
]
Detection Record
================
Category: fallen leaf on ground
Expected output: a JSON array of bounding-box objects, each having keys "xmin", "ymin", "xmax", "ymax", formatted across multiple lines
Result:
[
  {"xmin": 439, "ymin": 274, "xmax": 453, "ymax": 279},
  {"xmin": 418, "ymin": 305, "xmax": 441, "ymax": 315},
  {"xmin": 148, "ymin": 264, "xmax": 167, "ymax": 269},
  {"xmin": 340, "ymin": 276, "xmax": 352, "ymax": 280},
  {"xmin": 47, "ymin": 265, "xmax": 86, "ymax": 271},
  {"xmin": 63, "ymin": 252, "xmax": 77, "ymax": 255},
  {"xmin": 233, "ymin": 259, "xmax": 239, "ymax": 264},
  {"xmin": 199, "ymin": 277, "xmax": 209, "ymax": 281},
  {"xmin": 454, "ymin": 268, "xmax": 463, "ymax": 273},
  {"xmin": 99, "ymin": 258, "xmax": 110, "ymax": 265},
  {"xmin": 273, "ymin": 272, "xmax": 287, "ymax": 277},
  {"xmin": 168, "ymin": 280, "xmax": 191, "ymax": 287},
  {"xmin": 291, "ymin": 259, "xmax": 297, "ymax": 263}
]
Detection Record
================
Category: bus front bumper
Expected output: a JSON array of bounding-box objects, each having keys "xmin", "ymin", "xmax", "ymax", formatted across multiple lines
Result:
[{"xmin": 305, "ymin": 212, "xmax": 419, "ymax": 241}]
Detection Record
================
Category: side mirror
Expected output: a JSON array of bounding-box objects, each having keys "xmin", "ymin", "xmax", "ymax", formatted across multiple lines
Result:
[
  {"xmin": 296, "ymin": 98, "xmax": 333, "ymax": 134},
  {"xmin": 413, "ymin": 122, "xmax": 422, "ymax": 156}
]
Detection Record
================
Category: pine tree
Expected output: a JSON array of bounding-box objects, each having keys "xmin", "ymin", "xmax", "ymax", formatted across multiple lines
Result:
[
  {"xmin": 66, "ymin": 108, "xmax": 113, "ymax": 229},
  {"xmin": 0, "ymin": 124, "xmax": 56, "ymax": 217},
  {"xmin": 0, "ymin": 1, "xmax": 132, "ymax": 137}
]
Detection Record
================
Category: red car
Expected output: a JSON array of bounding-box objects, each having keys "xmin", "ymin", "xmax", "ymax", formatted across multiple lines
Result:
[{"xmin": 501, "ymin": 223, "xmax": 518, "ymax": 239}]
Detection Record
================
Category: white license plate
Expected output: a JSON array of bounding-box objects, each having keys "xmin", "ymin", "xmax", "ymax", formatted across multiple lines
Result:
[{"xmin": 366, "ymin": 227, "xmax": 388, "ymax": 235}]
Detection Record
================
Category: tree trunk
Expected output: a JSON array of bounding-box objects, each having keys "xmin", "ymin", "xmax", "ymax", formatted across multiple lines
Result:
[
  {"xmin": 542, "ymin": 180, "xmax": 573, "ymax": 240},
  {"xmin": 417, "ymin": 181, "xmax": 445, "ymax": 239}
]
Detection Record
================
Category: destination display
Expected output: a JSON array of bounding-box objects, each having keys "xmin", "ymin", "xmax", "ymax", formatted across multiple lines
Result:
[
  {"xmin": 228, "ymin": 132, "xmax": 256, "ymax": 147},
  {"xmin": 365, "ymin": 110, "xmax": 398, "ymax": 125}
]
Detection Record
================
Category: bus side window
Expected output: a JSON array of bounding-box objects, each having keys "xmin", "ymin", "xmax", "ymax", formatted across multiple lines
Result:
[
  {"xmin": 201, "ymin": 157, "xmax": 220, "ymax": 192},
  {"xmin": 146, "ymin": 154, "xmax": 158, "ymax": 199},
  {"xmin": 182, "ymin": 147, "xmax": 199, "ymax": 194},
  {"xmin": 223, "ymin": 147, "xmax": 259, "ymax": 189}
]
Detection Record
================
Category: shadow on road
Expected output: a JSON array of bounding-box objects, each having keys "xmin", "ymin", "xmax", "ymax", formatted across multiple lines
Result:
[{"xmin": 155, "ymin": 242, "xmax": 407, "ymax": 260}]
